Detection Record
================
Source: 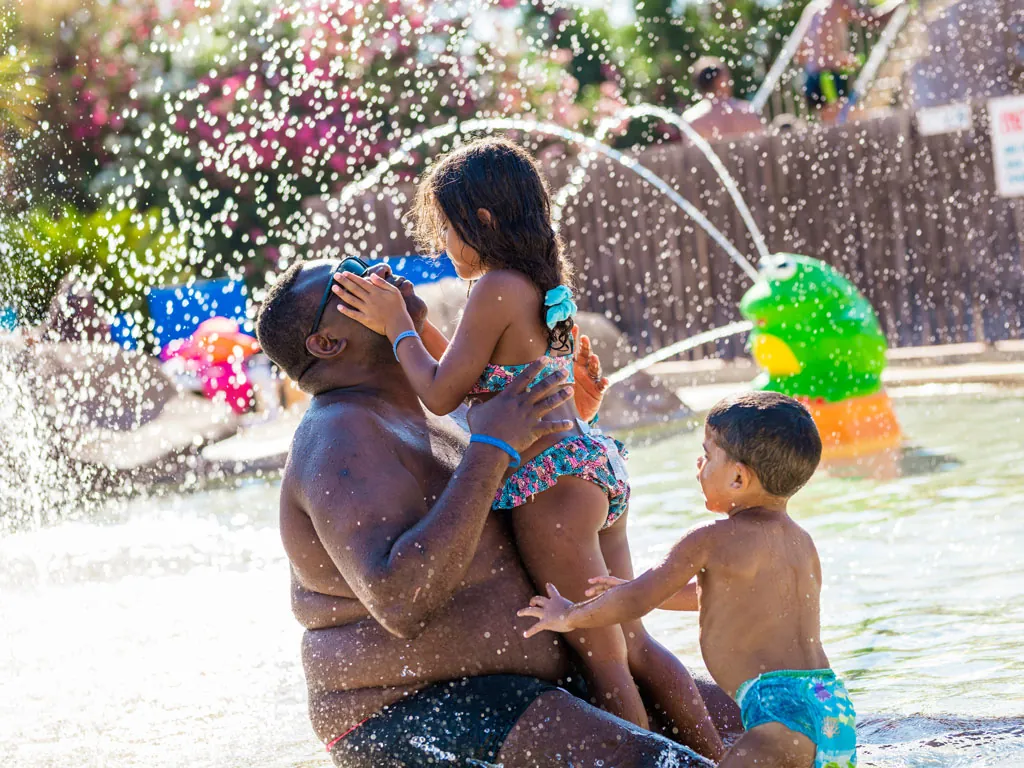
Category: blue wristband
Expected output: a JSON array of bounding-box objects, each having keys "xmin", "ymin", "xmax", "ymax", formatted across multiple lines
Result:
[
  {"xmin": 392, "ymin": 330, "xmax": 419, "ymax": 360},
  {"xmin": 469, "ymin": 434, "xmax": 521, "ymax": 469}
]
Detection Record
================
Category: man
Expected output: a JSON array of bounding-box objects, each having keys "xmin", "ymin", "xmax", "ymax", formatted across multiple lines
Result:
[
  {"xmin": 797, "ymin": 0, "xmax": 907, "ymax": 123},
  {"xmin": 256, "ymin": 259, "xmax": 726, "ymax": 766},
  {"xmin": 682, "ymin": 57, "xmax": 765, "ymax": 141}
]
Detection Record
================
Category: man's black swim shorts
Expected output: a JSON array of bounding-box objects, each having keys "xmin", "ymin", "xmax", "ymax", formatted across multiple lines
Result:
[{"xmin": 328, "ymin": 674, "xmax": 558, "ymax": 767}]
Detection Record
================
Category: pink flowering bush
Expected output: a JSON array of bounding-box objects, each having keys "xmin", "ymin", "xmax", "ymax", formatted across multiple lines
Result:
[{"xmin": 15, "ymin": 0, "xmax": 583, "ymax": 281}]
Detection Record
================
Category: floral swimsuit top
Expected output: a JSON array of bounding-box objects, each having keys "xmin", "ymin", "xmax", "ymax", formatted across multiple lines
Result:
[{"xmin": 466, "ymin": 351, "xmax": 575, "ymax": 397}]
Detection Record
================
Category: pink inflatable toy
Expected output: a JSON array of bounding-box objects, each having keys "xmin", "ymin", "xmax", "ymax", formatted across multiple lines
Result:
[{"xmin": 161, "ymin": 317, "xmax": 260, "ymax": 414}]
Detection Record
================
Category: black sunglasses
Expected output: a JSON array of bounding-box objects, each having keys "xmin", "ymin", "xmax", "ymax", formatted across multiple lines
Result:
[
  {"xmin": 297, "ymin": 256, "xmax": 370, "ymax": 382},
  {"xmin": 307, "ymin": 256, "xmax": 370, "ymax": 338}
]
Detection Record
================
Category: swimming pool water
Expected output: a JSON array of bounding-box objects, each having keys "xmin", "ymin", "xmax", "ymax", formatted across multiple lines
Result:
[{"xmin": 1, "ymin": 388, "xmax": 1022, "ymax": 767}]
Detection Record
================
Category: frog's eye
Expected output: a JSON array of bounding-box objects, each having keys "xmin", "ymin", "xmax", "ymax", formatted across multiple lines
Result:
[{"xmin": 765, "ymin": 257, "xmax": 797, "ymax": 281}]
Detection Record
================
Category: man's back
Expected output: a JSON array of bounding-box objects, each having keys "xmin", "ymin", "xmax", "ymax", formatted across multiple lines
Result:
[{"xmin": 698, "ymin": 509, "xmax": 829, "ymax": 697}]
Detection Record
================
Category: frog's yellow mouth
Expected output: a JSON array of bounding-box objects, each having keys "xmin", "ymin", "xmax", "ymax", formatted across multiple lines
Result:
[{"xmin": 751, "ymin": 334, "xmax": 803, "ymax": 377}]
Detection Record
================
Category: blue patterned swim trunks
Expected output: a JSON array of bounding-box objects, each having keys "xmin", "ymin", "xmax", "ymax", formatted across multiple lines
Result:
[{"xmin": 737, "ymin": 669, "xmax": 857, "ymax": 768}]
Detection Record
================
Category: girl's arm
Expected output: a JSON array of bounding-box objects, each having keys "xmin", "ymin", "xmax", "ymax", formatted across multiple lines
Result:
[
  {"xmin": 519, "ymin": 523, "xmax": 714, "ymax": 635},
  {"xmin": 416, "ymin": 319, "xmax": 608, "ymax": 423},
  {"xmin": 421, "ymin": 319, "xmax": 450, "ymax": 360},
  {"xmin": 334, "ymin": 272, "xmax": 514, "ymax": 415},
  {"xmin": 586, "ymin": 575, "xmax": 699, "ymax": 611}
]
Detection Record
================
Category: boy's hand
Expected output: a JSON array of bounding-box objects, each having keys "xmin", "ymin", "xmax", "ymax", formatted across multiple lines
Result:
[
  {"xmin": 584, "ymin": 575, "xmax": 629, "ymax": 598},
  {"xmin": 517, "ymin": 583, "xmax": 576, "ymax": 638},
  {"xmin": 333, "ymin": 272, "xmax": 414, "ymax": 339}
]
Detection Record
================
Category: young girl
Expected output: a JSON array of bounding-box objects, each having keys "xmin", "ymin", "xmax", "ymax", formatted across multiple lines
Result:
[{"xmin": 331, "ymin": 137, "xmax": 723, "ymax": 760}]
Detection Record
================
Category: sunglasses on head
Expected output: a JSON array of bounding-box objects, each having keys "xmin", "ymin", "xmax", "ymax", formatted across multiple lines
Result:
[{"xmin": 307, "ymin": 256, "xmax": 370, "ymax": 338}]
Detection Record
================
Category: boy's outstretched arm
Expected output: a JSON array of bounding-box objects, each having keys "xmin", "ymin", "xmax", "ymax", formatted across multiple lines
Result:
[
  {"xmin": 518, "ymin": 524, "xmax": 712, "ymax": 636},
  {"xmin": 585, "ymin": 575, "xmax": 698, "ymax": 611}
]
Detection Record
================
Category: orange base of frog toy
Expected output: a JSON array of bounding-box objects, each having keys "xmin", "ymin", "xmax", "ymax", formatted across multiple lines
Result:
[{"xmin": 799, "ymin": 390, "xmax": 903, "ymax": 462}]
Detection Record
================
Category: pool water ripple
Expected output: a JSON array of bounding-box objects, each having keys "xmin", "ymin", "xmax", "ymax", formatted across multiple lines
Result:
[{"xmin": 1, "ymin": 392, "xmax": 1021, "ymax": 766}]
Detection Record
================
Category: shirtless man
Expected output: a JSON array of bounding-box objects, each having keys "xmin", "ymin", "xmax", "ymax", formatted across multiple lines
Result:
[
  {"xmin": 797, "ymin": 0, "xmax": 907, "ymax": 123},
  {"xmin": 255, "ymin": 259, "xmax": 722, "ymax": 767},
  {"xmin": 682, "ymin": 57, "xmax": 764, "ymax": 142}
]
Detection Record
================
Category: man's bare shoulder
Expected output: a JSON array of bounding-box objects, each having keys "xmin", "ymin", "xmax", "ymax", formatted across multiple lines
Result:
[{"xmin": 283, "ymin": 400, "xmax": 394, "ymax": 494}]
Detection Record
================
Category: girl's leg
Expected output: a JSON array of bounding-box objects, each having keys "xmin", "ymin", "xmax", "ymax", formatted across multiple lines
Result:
[
  {"xmin": 718, "ymin": 722, "xmax": 815, "ymax": 768},
  {"xmin": 599, "ymin": 515, "xmax": 725, "ymax": 761},
  {"xmin": 511, "ymin": 477, "xmax": 648, "ymax": 729}
]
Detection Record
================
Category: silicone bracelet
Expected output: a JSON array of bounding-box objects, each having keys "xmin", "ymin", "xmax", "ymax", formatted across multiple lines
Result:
[
  {"xmin": 392, "ymin": 330, "xmax": 420, "ymax": 360},
  {"xmin": 469, "ymin": 434, "xmax": 521, "ymax": 469}
]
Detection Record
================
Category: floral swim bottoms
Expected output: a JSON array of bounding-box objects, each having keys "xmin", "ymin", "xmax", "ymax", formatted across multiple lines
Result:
[
  {"xmin": 492, "ymin": 419, "xmax": 630, "ymax": 530},
  {"xmin": 736, "ymin": 669, "xmax": 857, "ymax": 768}
]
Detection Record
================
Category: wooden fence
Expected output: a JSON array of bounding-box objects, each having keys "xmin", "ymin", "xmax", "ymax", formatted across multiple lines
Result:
[{"xmin": 324, "ymin": 105, "xmax": 1024, "ymax": 359}]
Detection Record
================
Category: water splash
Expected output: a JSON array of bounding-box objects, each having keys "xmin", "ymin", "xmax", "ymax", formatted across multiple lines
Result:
[
  {"xmin": 750, "ymin": 0, "xmax": 829, "ymax": 113},
  {"xmin": 553, "ymin": 103, "xmax": 771, "ymax": 265},
  {"xmin": 607, "ymin": 321, "xmax": 753, "ymax": 387},
  {"xmin": 0, "ymin": 339, "xmax": 95, "ymax": 529},
  {"xmin": 324, "ymin": 117, "xmax": 760, "ymax": 281}
]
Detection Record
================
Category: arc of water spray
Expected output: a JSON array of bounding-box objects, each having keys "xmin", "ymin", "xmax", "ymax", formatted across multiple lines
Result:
[
  {"xmin": 606, "ymin": 320, "xmax": 754, "ymax": 387},
  {"xmin": 750, "ymin": 0, "xmax": 829, "ymax": 114},
  {"xmin": 331, "ymin": 117, "xmax": 759, "ymax": 281},
  {"xmin": 552, "ymin": 103, "xmax": 771, "ymax": 265},
  {"xmin": 839, "ymin": 3, "xmax": 913, "ymax": 124}
]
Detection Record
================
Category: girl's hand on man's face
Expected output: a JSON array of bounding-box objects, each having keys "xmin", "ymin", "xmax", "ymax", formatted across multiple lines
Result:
[{"xmin": 333, "ymin": 272, "xmax": 414, "ymax": 338}]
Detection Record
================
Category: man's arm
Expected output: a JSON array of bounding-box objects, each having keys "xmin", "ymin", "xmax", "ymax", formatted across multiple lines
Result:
[
  {"xmin": 291, "ymin": 571, "xmax": 369, "ymax": 630},
  {"xmin": 519, "ymin": 524, "xmax": 713, "ymax": 636},
  {"xmin": 301, "ymin": 363, "xmax": 572, "ymax": 639}
]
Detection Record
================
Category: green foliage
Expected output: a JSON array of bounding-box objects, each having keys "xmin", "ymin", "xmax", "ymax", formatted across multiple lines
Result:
[
  {"xmin": 0, "ymin": 206, "xmax": 189, "ymax": 324},
  {"xmin": 0, "ymin": 0, "xmax": 825, "ymax": 322},
  {"xmin": 0, "ymin": 48, "xmax": 43, "ymax": 136}
]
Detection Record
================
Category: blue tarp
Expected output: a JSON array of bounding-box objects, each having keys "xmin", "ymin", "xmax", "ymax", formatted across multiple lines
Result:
[
  {"xmin": 146, "ymin": 278, "xmax": 249, "ymax": 349},
  {"xmin": 140, "ymin": 259, "xmax": 449, "ymax": 350},
  {"xmin": 110, "ymin": 313, "xmax": 139, "ymax": 350},
  {"xmin": 381, "ymin": 254, "xmax": 457, "ymax": 284},
  {"xmin": 0, "ymin": 307, "xmax": 16, "ymax": 332}
]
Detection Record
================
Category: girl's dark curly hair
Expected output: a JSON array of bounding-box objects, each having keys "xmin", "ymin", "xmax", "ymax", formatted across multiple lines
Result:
[{"xmin": 412, "ymin": 137, "xmax": 575, "ymax": 352}]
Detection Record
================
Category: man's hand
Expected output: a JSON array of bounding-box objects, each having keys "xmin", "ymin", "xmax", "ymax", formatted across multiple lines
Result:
[
  {"xmin": 584, "ymin": 575, "xmax": 629, "ymax": 598},
  {"xmin": 467, "ymin": 361, "xmax": 573, "ymax": 454},
  {"xmin": 517, "ymin": 583, "xmax": 576, "ymax": 638},
  {"xmin": 571, "ymin": 325, "xmax": 609, "ymax": 423}
]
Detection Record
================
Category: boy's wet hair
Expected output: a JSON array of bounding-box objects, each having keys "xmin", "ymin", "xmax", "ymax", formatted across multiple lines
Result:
[{"xmin": 706, "ymin": 392, "xmax": 822, "ymax": 497}]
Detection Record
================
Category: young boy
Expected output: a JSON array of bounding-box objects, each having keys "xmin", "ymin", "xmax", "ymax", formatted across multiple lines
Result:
[{"xmin": 518, "ymin": 391, "xmax": 857, "ymax": 768}]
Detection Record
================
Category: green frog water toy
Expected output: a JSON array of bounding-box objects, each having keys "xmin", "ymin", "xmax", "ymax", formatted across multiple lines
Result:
[
  {"xmin": 740, "ymin": 253, "xmax": 888, "ymax": 402},
  {"xmin": 740, "ymin": 254, "xmax": 901, "ymax": 461}
]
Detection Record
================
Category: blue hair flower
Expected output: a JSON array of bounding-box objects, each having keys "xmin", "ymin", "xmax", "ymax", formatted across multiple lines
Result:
[{"xmin": 544, "ymin": 285, "xmax": 577, "ymax": 329}]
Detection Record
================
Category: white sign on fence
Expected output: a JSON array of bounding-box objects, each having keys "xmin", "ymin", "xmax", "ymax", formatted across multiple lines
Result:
[
  {"xmin": 917, "ymin": 103, "xmax": 973, "ymax": 136},
  {"xmin": 989, "ymin": 95, "xmax": 1024, "ymax": 198}
]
